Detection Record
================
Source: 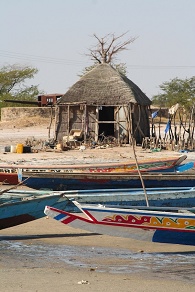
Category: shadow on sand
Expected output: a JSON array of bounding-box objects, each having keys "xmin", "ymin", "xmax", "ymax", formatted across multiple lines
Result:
[{"xmin": 0, "ymin": 232, "xmax": 100, "ymax": 241}]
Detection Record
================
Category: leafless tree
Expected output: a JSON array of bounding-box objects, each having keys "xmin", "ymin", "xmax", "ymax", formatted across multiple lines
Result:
[{"xmin": 87, "ymin": 32, "xmax": 137, "ymax": 64}]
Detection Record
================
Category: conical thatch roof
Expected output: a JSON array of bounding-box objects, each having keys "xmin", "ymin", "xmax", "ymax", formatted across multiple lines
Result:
[{"xmin": 59, "ymin": 63, "xmax": 151, "ymax": 106}]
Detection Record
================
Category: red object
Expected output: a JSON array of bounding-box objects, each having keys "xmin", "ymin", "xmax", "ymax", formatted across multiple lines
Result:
[{"xmin": 0, "ymin": 172, "xmax": 18, "ymax": 185}]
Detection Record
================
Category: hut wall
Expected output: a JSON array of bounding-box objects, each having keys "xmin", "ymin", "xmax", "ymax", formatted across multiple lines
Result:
[
  {"xmin": 87, "ymin": 106, "xmax": 96, "ymax": 138},
  {"xmin": 55, "ymin": 104, "xmax": 150, "ymax": 145},
  {"xmin": 55, "ymin": 106, "xmax": 68, "ymax": 141},
  {"xmin": 117, "ymin": 106, "xmax": 128, "ymax": 139},
  {"xmin": 132, "ymin": 105, "xmax": 150, "ymax": 144},
  {"xmin": 69, "ymin": 105, "xmax": 83, "ymax": 130},
  {"xmin": 56, "ymin": 105, "xmax": 100, "ymax": 142}
]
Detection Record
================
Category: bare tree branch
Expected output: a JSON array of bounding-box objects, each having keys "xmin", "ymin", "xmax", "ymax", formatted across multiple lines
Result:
[
  {"xmin": 88, "ymin": 49, "xmax": 101, "ymax": 63},
  {"xmin": 86, "ymin": 32, "xmax": 138, "ymax": 64}
]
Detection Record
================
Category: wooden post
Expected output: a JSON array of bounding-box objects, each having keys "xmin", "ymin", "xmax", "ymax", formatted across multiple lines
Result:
[
  {"xmin": 132, "ymin": 137, "xmax": 149, "ymax": 207},
  {"xmin": 84, "ymin": 104, "xmax": 87, "ymax": 143},
  {"xmin": 129, "ymin": 104, "xmax": 149, "ymax": 206},
  {"xmin": 54, "ymin": 105, "xmax": 59, "ymax": 141},
  {"xmin": 95, "ymin": 107, "xmax": 99, "ymax": 142},
  {"xmin": 115, "ymin": 106, "xmax": 120, "ymax": 144},
  {"xmin": 128, "ymin": 104, "xmax": 133, "ymax": 145},
  {"xmin": 48, "ymin": 106, "xmax": 53, "ymax": 139},
  {"xmin": 67, "ymin": 105, "xmax": 70, "ymax": 139}
]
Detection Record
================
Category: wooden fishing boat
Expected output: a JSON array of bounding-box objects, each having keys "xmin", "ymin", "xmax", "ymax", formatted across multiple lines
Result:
[
  {"xmin": 0, "ymin": 189, "xmax": 72, "ymax": 230},
  {"xmin": 19, "ymin": 169, "xmax": 195, "ymax": 190},
  {"xmin": 0, "ymin": 172, "xmax": 18, "ymax": 185},
  {"xmin": 0, "ymin": 154, "xmax": 188, "ymax": 174},
  {"xmin": 44, "ymin": 202, "xmax": 195, "ymax": 246},
  {"xmin": 59, "ymin": 186, "xmax": 195, "ymax": 208},
  {"xmin": 1, "ymin": 186, "xmax": 195, "ymax": 230},
  {"xmin": 0, "ymin": 154, "xmax": 193, "ymax": 187}
]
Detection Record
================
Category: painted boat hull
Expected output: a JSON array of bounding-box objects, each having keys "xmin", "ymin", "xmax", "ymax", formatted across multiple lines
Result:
[
  {"xmin": 44, "ymin": 204, "xmax": 195, "ymax": 246},
  {"xmin": 0, "ymin": 191, "xmax": 74, "ymax": 230},
  {"xmin": 65, "ymin": 186, "xmax": 195, "ymax": 208},
  {"xmin": 21, "ymin": 172, "xmax": 195, "ymax": 190},
  {"xmin": 0, "ymin": 154, "xmax": 193, "ymax": 187},
  {"xmin": 0, "ymin": 155, "xmax": 188, "ymax": 174},
  {"xmin": 1, "ymin": 186, "xmax": 195, "ymax": 230},
  {"xmin": 0, "ymin": 172, "xmax": 18, "ymax": 185}
]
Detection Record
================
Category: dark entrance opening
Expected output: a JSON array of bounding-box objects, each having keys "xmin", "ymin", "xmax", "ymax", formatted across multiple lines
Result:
[{"xmin": 98, "ymin": 106, "xmax": 114, "ymax": 136}]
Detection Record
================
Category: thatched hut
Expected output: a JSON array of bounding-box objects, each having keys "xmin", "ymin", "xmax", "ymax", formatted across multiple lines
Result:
[{"xmin": 54, "ymin": 63, "xmax": 151, "ymax": 145}]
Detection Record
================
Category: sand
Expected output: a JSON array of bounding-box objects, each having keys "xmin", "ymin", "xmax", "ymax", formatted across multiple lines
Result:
[
  {"xmin": 0, "ymin": 120, "xmax": 195, "ymax": 291},
  {"xmin": 1, "ymin": 218, "xmax": 195, "ymax": 292}
]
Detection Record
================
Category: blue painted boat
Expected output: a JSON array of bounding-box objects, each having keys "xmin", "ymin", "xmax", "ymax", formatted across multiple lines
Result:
[
  {"xmin": 20, "ymin": 171, "xmax": 195, "ymax": 191},
  {"xmin": 64, "ymin": 186, "xmax": 195, "ymax": 208},
  {"xmin": 44, "ymin": 202, "xmax": 195, "ymax": 246},
  {"xmin": 1, "ymin": 186, "xmax": 195, "ymax": 230},
  {"xmin": 0, "ymin": 190, "xmax": 72, "ymax": 230}
]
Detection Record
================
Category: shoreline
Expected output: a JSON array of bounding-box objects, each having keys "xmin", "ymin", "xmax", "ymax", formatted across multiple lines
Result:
[{"xmin": 1, "ymin": 217, "xmax": 195, "ymax": 292}]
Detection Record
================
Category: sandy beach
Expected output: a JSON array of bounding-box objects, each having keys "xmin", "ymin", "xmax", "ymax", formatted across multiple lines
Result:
[
  {"xmin": 1, "ymin": 217, "xmax": 195, "ymax": 292},
  {"xmin": 0, "ymin": 119, "xmax": 195, "ymax": 291}
]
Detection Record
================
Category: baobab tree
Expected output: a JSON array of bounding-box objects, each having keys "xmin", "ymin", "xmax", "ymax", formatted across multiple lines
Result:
[
  {"xmin": 87, "ymin": 32, "xmax": 137, "ymax": 64},
  {"xmin": 79, "ymin": 32, "xmax": 137, "ymax": 77}
]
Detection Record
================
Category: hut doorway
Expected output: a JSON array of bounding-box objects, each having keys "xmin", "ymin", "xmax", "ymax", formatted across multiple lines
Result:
[{"xmin": 98, "ymin": 106, "xmax": 115, "ymax": 136}]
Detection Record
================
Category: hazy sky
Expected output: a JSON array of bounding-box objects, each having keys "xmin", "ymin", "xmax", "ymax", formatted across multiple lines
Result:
[{"xmin": 1, "ymin": 0, "xmax": 194, "ymax": 99}]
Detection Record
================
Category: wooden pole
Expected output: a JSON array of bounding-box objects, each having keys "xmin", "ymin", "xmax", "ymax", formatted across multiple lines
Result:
[
  {"xmin": 48, "ymin": 106, "xmax": 53, "ymax": 139},
  {"xmin": 159, "ymin": 108, "xmax": 162, "ymax": 140},
  {"xmin": 0, "ymin": 177, "xmax": 30, "ymax": 196},
  {"xmin": 131, "ymin": 137, "xmax": 149, "ymax": 207},
  {"xmin": 83, "ymin": 104, "xmax": 87, "ymax": 142},
  {"xmin": 128, "ymin": 104, "xmax": 149, "ymax": 207}
]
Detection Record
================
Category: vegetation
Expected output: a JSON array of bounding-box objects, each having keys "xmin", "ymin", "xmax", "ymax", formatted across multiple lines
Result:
[
  {"xmin": 0, "ymin": 64, "xmax": 40, "ymax": 109},
  {"xmin": 152, "ymin": 76, "xmax": 195, "ymax": 110}
]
